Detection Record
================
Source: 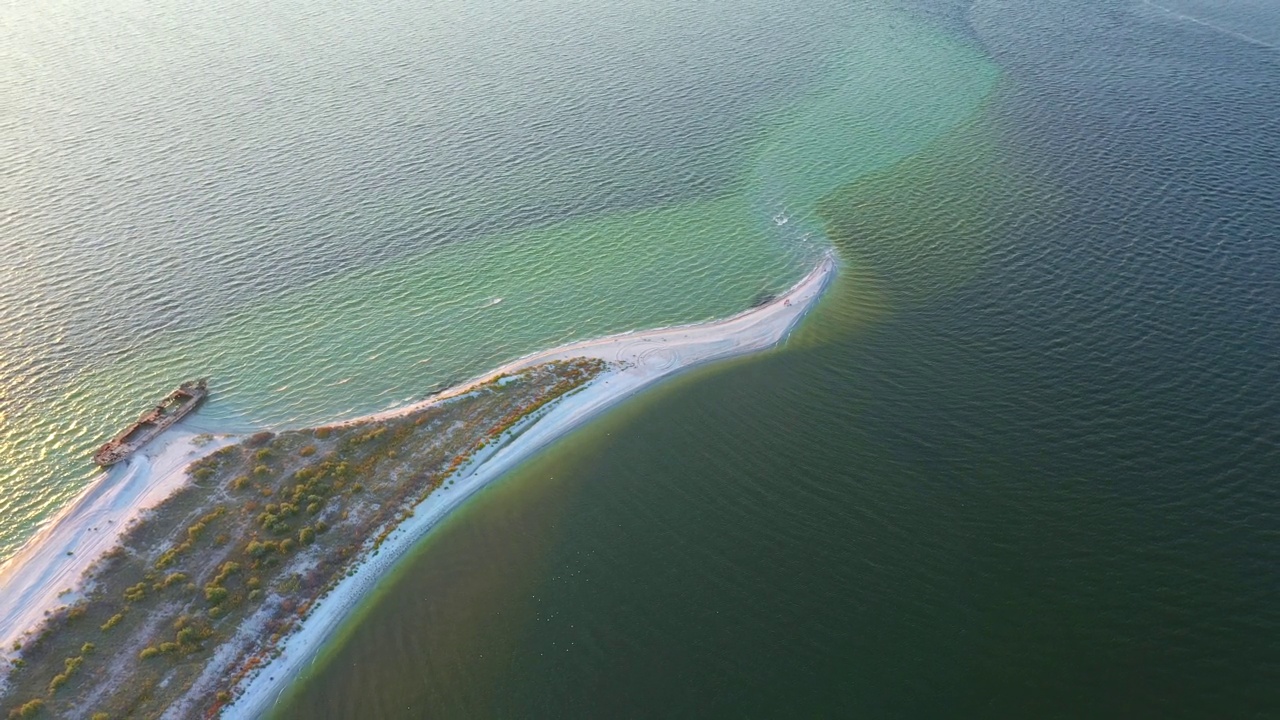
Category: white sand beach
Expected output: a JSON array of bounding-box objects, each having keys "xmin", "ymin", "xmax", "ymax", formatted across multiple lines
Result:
[
  {"xmin": 0, "ymin": 252, "xmax": 833, "ymax": 712},
  {"xmin": 0, "ymin": 430, "xmax": 236, "ymax": 657},
  {"xmin": 221, "ymin": 252, "xmax": 834, "ymax": 718}
]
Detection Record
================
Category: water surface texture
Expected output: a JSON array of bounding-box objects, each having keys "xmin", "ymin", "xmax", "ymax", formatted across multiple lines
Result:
[
  {"xmin": 4, "ymin": 0, "xmax": 1279, "ymax": 715},
  {"xmin": 275, "ymin": 0, "xmax": 1280, "ymax": 717},
  {"xmin": 1, "ymin": 0, "xmax": 905, "ymax": 557}
]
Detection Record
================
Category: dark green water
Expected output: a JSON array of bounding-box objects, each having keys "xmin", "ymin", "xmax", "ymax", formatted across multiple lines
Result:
[{"xmin": 274, "ymin": 0, "xmax": 1280, "ymax": 717}]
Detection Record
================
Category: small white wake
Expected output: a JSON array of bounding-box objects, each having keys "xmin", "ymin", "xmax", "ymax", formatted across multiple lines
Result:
[{"xmin": 1142, "ymin": 0, "xmax": 1279, "ymax": 51}]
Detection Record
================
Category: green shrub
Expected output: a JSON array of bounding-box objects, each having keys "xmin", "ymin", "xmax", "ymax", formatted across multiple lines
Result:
[
  {"xmin": 139, "ymin": 647, "xmax": 160, "ymax": 660},
  {"xmin": 204, "ymin": 585, "xmax": 229, "ymax": 606},
  {"xmin": 176, "ymin": 627, "xmax": 199, "ymax": 647},
  {"xmin": 123, "ymin": 582, "xmax": 147, "ymax": 602},
  {"xmin": 213, "ymin": 562, "xmax": 241, "ymax": 585},
  {"xmin": 9, "ymin": 698, "xmax": 45, "ymax": 718},
  {"xmin": 245, "ymin": 431, "xmax": 275, "ymax": 447},
  {"xmin": 155, "ymin": 547, "xmax": 181, "ymax": 569},
  {"xmin": 101, "ymin": 613, "xmax": 125, "ymax": 632}
]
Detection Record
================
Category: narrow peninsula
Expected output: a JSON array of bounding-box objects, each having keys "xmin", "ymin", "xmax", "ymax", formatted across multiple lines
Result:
[{"xmin": 0, "ymin": 253, "xmax": 834, "ymax": 720}]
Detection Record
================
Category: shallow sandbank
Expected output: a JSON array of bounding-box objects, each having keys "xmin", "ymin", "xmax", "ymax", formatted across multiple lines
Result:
[{"xmin": 221, "ymin": 252, "xmax": 834, "ymax": 718}]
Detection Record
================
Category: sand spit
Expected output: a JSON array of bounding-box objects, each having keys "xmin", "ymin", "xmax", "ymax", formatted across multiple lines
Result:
[
  {"xmin": 0, "ymin": 429, "xmax": 236, "ymax": 656},
  {"xmin": 221, "ymin": 252, "xmax": 834, "ymax": 718},
  {"xmin": 0, "ymin": 253, "xmax": 833, "ymax": 713}
]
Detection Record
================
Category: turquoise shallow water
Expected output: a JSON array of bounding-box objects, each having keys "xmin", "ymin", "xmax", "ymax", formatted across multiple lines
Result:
[
  {"xmin": 6, "ymin": 0, "xmax": 1280, "ymax": 715},
  {"xmin": 0, "ymin": 0, "xmax": 955, "ymax": 559},
  {"xmin": 0, "ymin": 0, "xmax": 996, "ymax": 561},
  {"xmin": 275, "ymin": 0, "xmax": 1280, "ymax": 717}
]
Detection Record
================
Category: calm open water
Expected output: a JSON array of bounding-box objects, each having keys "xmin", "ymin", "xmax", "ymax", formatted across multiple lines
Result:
[
  {"xmin": 273, "ymin": 0, "xmax": 1280, "ymax": 717},
  {"xmin": 3, "ymin": 0, "xmax": 1278, "ymax": 715}
]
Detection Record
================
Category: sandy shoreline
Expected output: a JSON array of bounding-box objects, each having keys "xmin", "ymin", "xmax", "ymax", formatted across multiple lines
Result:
[
  {"xmin": 221, "ymin": 252, "xmax": 834, "ymax": 718},
  {"xmin": 0, "ymin": 428, "xmax": 236, "ymax": 656},
  {"xmin": 0, "ymin": 253, "xmax": 833, "ymax": 713}
]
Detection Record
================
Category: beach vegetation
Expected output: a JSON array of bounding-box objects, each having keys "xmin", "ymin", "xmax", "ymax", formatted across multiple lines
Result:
[
  {"xmin": 245, "ymin": 431, "xmax": 275, "ymax": 448},
  {"xmin": 122, "ymin": 583, "xmax": 147, "ymax": 603},
  {"xmin": 0, "ymin": 359, "xmax": 605, "ymax": 718},
  {"xmin": 8, "ymin": 699, "xmax": 45, "ymax": 718},
  {"xmin": 203, "ymin": 586, "xmax": 228, "ymax": 606},
  {"xmin": 46, "ymin": 655, "xmax": 83, "ymax": 693},
  {"xmin": 158, "ymin": 572, "xmax": 187, "ymax": 590}
]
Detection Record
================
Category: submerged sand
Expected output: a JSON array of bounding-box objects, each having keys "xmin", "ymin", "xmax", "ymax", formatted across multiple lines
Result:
[
  {"xmin": 0, "ymin": 252, "xmax": 834, "ymax": 713},
  {"xmin": 221, "ymin": 252, "xmax": 833, "ymax": 718}
]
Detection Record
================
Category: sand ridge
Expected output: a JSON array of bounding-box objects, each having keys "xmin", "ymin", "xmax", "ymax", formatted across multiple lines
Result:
[
  {"xmin": 221, "ymin": 252, "xmax": 834, "ymax": 718},
  {"xmin": 0, "ymin": 253, "xmax": 834, "ymax": 712}
]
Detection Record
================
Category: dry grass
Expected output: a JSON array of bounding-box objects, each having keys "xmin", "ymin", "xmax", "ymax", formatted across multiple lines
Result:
[{"xmin": 1, "ymin": 359, "xmax": 604, "ymax": 719}]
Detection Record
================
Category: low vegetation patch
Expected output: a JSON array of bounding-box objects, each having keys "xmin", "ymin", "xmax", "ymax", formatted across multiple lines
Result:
[{"xmin": 0, "ymin": 359, "xmax": 605, "ymax": 719}]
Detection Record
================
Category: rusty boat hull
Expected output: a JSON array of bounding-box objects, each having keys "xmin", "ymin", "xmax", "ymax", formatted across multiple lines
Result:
[{"xmin": 92, "ymin": 379, "xmax": 209, "ymax": 466}]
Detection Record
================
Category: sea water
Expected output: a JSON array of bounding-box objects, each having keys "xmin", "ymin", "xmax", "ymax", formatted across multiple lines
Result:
[
  {"xmin": 275, "ymin": 0, "xmax": 1280, "ymax": 717},
  {"xmin": 5, "ymin": 0, "xmax": 1279, "ymax": 714},
  {"xmin": 1, "ymin": 0, "xmax": 873, "ymax": 559}
]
